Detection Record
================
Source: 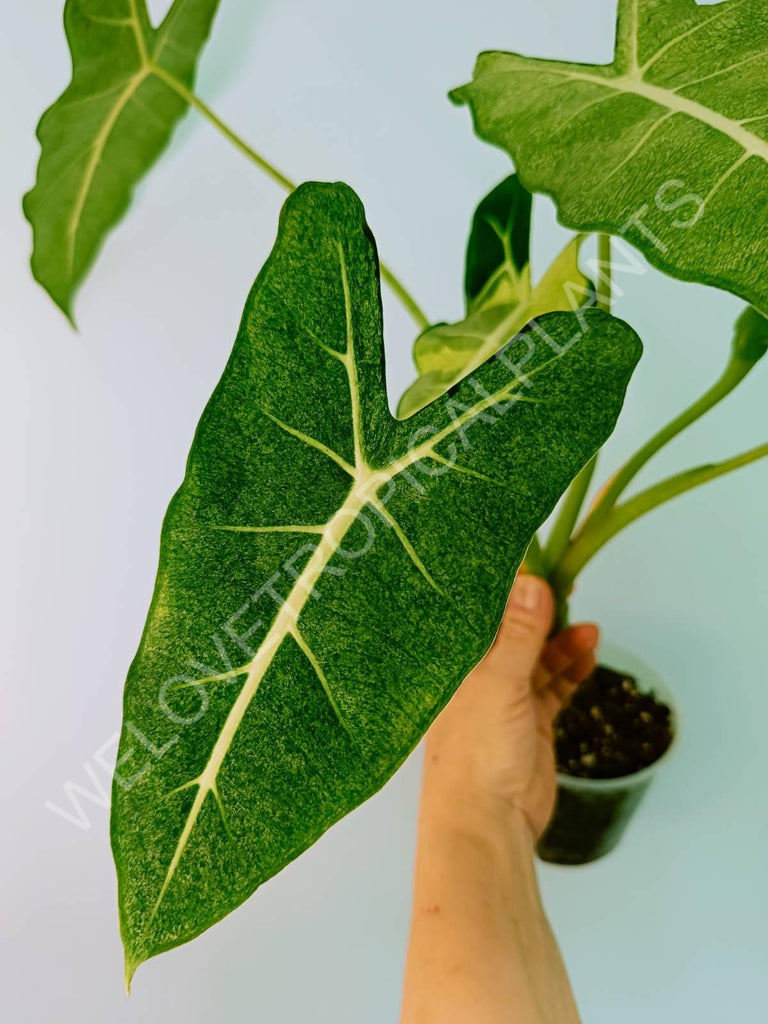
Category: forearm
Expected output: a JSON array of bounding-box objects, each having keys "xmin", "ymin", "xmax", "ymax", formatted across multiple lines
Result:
[{"xmin": 400, "ymin": 764, "xmax": 581, "ymax": 1024}]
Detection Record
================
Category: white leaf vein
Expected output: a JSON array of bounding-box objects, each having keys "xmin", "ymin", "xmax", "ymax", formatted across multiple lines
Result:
[{"xmin": 145, "ymin": 268, "xmax": 562, "ymax": 926}]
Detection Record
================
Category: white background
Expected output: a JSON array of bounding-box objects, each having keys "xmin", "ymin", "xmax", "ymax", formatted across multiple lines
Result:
[{"xmin": 2, "ymin": 1, "xmax": 767, "ymax": 1020}]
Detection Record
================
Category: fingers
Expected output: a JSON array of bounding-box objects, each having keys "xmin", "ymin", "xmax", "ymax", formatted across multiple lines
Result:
[
  {"xmin": 482, "ymin": 574, "xmax": 554, "ymax": 688},
  {"xmin": 564, "ymin": 623, "xmax": 600, "ymax": 657},
  {"xmin": 561, "ymin": 648, "xmax": 597, "ymax": 685},
  {"xmin": 534, "ymin": 623, "xmax": 599, "ymax": 692},
  {"xmin": 537, "ymin": 642, "xmax": 598, "ymax": 737}
]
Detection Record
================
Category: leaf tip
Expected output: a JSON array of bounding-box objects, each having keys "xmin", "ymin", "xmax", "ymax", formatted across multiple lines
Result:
[
  {"xmin": 448, "ymin": 84, "xmax": 468, "ymax": 107},
  {"xmin": 48, "ymin": 285, "xmax": 78, "ymax": 329},
  {"xmin": 62, "ymin": 303, "xmax": 78, "ymax": 331},
  {"xmin": 124, "ymin": 952, "xmax": 139, "ymax": 996},
  {"xmin": 23, "ymin": 206, "xmax": 79, "ymax": 327},
  {"xmin": 28, "ymin": 259, "xmax": 78, "ymax": 328}
]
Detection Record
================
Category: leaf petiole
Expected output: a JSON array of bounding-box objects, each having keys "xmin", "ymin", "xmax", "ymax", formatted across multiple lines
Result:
[
  {"xmin": 523, "ymin": 534, "xmax": 546, "ymax": 576},
  {"xmin": 541, "ymin": 232, "xmax": 610, "ymax": 576},
  {"xmin": 543, "ymin": 455, "xmax": 598, "ymax": 574},
  {"xmin": 552, "ymin": 440, "xmax": 768, "ymax": 597},
  {"xmin": 548, "ymin": 307, "xmax": 768, "ymax": 607},
  {"xmin": 596, "ymin": 232, "xmax": 611, "ymax": 314},
  {"xmin": 151, "ymin": 63, "xmax": 296, "ymax": 191},
  {"xmin": 152, "ymin": 64, "xmax": 430, "ymax": 331},
  {"xmin": 585, "ymin": 307, "xmax": 768, "ymax": 528}
]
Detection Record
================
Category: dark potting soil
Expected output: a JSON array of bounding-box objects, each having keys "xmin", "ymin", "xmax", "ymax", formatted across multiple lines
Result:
[{"xmin": 554, "ymin": 664, "xmax": 673, "ymax": 780}]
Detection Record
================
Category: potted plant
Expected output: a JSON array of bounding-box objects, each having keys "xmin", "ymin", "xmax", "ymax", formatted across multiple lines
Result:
[
  {"xmin": 23, "ymin": 0, "xmax": 766, "ymax": 981},
  {"xmin": 400, "ymin": 168, "xmax": 767, "ymax": 863},
  {"xmin": 434, "ymin": 0, "xmax": 768, "ymax": 862}
]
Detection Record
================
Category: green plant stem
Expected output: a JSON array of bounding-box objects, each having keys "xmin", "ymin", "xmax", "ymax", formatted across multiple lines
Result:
[
  {"xmin": 552, "ymin": 441, "xmax": 768, "ymax": 596},
  {"xmin": 523, "ymin": 534, "xmax": 546, "ymax": 576},
  {"xmin": 543, "ymin": 456, "xmax": 597, "ymax": 574},
  {"xmin": 153, "ymin": 64, "xmax": 297, "ymax": 192},
  {"xmin": 379, "ymin": 266, "xmax": 430, "ymax": 331},
  {"xmin": 153, "ymin": 65, "xmax": 430, "ymax": 332},
  {"xmin": 596, "ymin": 232, "xmax": 611, "ymax": 313},
  {"xmin": 541, "ymin": 233, "xmax": 611, "ymax": 590},
  {"xmin": 586, "ymin": 356, "xmax": 755, "ymax": 528}
]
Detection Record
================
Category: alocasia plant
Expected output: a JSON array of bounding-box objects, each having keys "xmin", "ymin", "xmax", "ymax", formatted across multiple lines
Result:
[
  {"xmin": 24, "ymin": 0, "xmax": 768, "ymax": 988},
  {"xmin": 111, "ymin": 182, "xmax": 640, "ymax": 979},
  {"xmin": 452, "ymin": 0, "xmax": 768, "ymax": 316}
]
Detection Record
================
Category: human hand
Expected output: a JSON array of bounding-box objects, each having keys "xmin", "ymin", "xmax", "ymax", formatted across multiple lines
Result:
[
  {"xmin": 424, "ymin": 574, "xmax": 599, "ymax": 839},
  {"xmin": 403, "ymin": 573, "xmax": 590, "ymax": 1023}
]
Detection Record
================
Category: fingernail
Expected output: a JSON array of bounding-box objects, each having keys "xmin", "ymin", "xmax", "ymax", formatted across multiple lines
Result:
[{"xmin": 510, "ymin": 574, "xmax": 544, "ymax": 611}]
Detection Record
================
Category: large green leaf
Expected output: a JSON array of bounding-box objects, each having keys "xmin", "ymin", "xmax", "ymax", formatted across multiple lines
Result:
[
  {"xmin": 452, "ymin": 0, "xmax": 768, "ymax": 315},
  {"xmin": 111, "ymin": 182, "xmax": 641, "ymax": 981},
  {"xmin": 398, "ymin": 176, "xmax": 590, "ymax": 416},
  {"xmin": 24, "ymin": 0, "xmax": 220, "ymax": 320}
]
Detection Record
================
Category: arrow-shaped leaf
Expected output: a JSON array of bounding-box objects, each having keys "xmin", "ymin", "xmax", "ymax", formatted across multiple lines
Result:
[
  {"xmin": 398, "ymin": 176, "xmax": 591, "ymax": 416},
  {"xmin": 111, "ymin": 181, "xmax": 641, "ymax": 982},
  {"xmin": 24, "ymin": 0, "xmax": 220, "ymax": 320},
  {"xmin": 452, "ymin": 0, "xmax": 768, "ymax": 314}
]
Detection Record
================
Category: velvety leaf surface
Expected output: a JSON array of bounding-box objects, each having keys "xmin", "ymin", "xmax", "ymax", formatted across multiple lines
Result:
[
  {"xmin": 452, "ymin": 0, "xmax": 768, "ymax": 315},
  {"xmin": 24, "ymin": 0, "xmax": 220, "ymax": 319},
  {"xmin": 398, "ymin": 176, "xmax": 590, "ymax": 416},
  {"xmin": 111, "ymin": 182, "xmax": 641, "ymax": 981}
]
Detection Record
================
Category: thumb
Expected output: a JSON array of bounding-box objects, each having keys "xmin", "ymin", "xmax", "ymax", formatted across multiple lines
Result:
[{"xmin": 483, "ymin": 574, "xmax": 554, "ymax": 685}]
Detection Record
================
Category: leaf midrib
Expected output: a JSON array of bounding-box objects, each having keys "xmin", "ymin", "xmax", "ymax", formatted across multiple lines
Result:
[
  {"xmin": 574, "ymin": 68, "xmax": 768, "ymax": 161},
  {"xmin": 482, "ymin": 59, "xmax": 768, "ymax": 163},
  {"xmin": 148, "ymin": 481, "xmax": 373, "ymax": 923},
  {"xmin": 67, "ymin": 68, "xmax": 150, "ymax": 272}
]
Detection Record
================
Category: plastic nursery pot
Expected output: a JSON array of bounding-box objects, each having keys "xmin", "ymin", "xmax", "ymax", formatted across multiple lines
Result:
[{"xmin": 537, "ymin": 644, "xmax": 678, "ymax": 866}]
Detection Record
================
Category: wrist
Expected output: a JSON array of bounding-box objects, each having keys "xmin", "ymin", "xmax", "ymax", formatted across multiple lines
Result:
[
  {"xmin": 421, "ymin": 738, "xmax": 539, "ymax": 843},
  {"xmin": 419, "ymin": 769, "xmax": 536, "ymax": 856},
  {"xmin": 415, "ymin": 771, "xmax": 548, "ymax": 935}
]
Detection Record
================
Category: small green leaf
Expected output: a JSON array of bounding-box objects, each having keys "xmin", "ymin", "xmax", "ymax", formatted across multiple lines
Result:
[
  {"xmin": 452, "ymin": 0, "xmax": 768, "ymax": 315},
  {"xmin": 398, "ymin": 176, "xmax": 591, "ymax": 417},
  {"xmin": 24, "ymin": 0, "xmax": 220, "ymax": 320},
  {"xmin": 111, "ymin": 181, "xmax": 640, "ymax": 982},
  {"xmin": 464, "ymin": 174, "xmax": 532, "ymax": 310}
]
